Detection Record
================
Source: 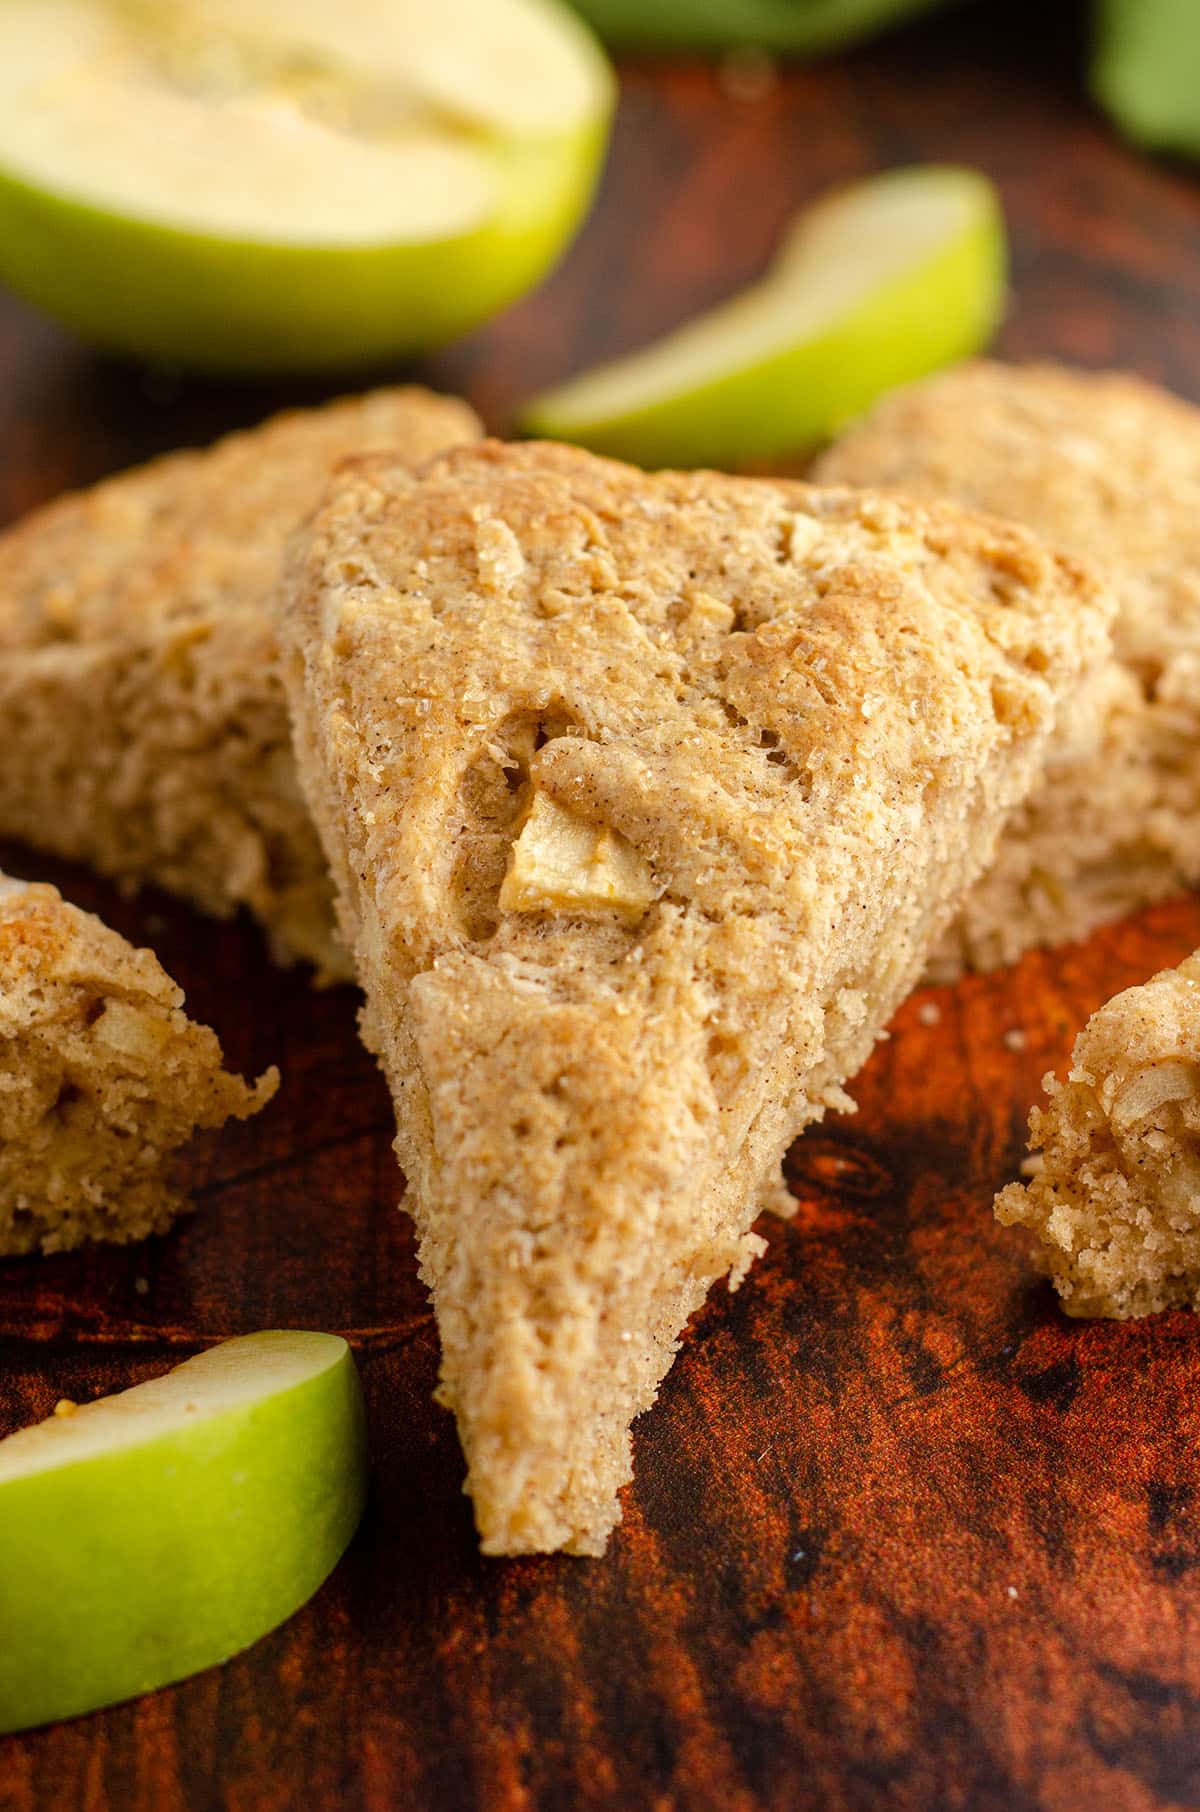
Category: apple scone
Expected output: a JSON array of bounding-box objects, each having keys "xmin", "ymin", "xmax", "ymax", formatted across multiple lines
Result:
[
  {"xmin": 816, "ymin": 360, "xmax": 1200, "ymax": 974},
  {"xmin": 279, "ymin": 439, "xmax": 1110, "ymax": 1555},
  {"xmin": 997, "ymin": 954, "xmax": 1200, "ymax": 1319},
  {"xmin": 0, "ymin": 386, "xmax": 480, "ymax": 976},
  {"xmin": 0, "ymin": 875, "xmax": 277, "ymax": 1257}
]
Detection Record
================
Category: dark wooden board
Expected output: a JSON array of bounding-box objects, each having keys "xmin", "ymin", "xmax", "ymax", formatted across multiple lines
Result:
[{"xmin": 5, "ymin": 6, "xmax": 1200, "ymax": 1809}]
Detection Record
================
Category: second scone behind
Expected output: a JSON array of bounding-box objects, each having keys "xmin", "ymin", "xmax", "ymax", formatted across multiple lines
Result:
[
  {"xmin": 0, "ymin": 386, "xmax": 481, "ymax": 977},
  {"xmin": 817, "ymin": 359, "xmax": 1200, "ymax": 975}
]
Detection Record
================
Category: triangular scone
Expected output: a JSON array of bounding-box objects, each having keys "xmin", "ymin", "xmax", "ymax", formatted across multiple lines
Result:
[
  {"xmin": 997, "ymin": 954, "xmax": 1200, "ymax": 1320},
  {"xmin": 0, "ymin": 875, "xmax": 277, "ymax": 1256},
  {"xmin": 279, "ymin": 441, "xmax": 1112, "ymax": 1555},
  {"xmin": 817, "ymin": 361, "xmax": 1200, "ymax": 975},
  {"xmin": 0, "ymin": 387, "xmax": 480, "ymax": 976}
]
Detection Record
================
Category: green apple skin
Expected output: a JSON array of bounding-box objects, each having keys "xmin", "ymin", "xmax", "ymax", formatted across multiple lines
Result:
[
  {"xmin": 567, "ymin": 0, "xmax": 946, "ymax": 52},
  {"xmin": 1092, "ymin": 0, "xmax": 1200, "ymax": 162},
  {"xmin": 0, "ymin": 1332, "xmax": 368, "ymax": 1734},
  {"xmin": 0, "ymin": 115, "xmax": 612, "ymax": 376},
  {"xmin": 521, "ymin": 186, "xmax": 1006, "ymax": 469}
]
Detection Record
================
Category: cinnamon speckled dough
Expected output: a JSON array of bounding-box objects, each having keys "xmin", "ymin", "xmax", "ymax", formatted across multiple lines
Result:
[
  {"xmin": 279, "ymin": 439, "xmax": 1110, "ymax": 1556},
  {"xmin": 817, "ymin": 361, "xmax": 1200, "ymax": 975},
  {"xmin": 997, "ymin": 953, "xmax": 1200, "ymax": 1319},
  {"xmin": 0, "ymin": 875, "xmax": 277, "ymax": 1256},
  {"xmin": 0, "ymin": 387, "xmax": 480, "ymax": 975}
]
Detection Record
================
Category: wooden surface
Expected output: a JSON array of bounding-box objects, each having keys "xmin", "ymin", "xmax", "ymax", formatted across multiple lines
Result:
[{"xmin": 5, "ymin": 6, "xmax": 1200, "ymax": 1809}]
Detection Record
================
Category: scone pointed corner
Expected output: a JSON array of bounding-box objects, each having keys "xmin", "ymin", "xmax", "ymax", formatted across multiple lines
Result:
[
  {"xmin": 278, "ymin": 439, "xmax": 1112, "ymax": 1556},
  {"xmin": 405, "ymin": 940, "xmax": 776, "ymax": 1557}
]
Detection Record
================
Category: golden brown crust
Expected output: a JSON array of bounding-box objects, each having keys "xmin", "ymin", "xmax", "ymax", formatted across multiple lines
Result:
[
  {"xmin": 0, "ymin": 875, "xmax": 277, "ymax": 1256},
  {"xmin": 997, "ymin": 953, "xmax": 1200, "ymax": 1318},
  {"xmin": 0, "ymin": 387, "xmax": 481, "ymax": 973},
  {"xmin": 816, "ymin": 360, "xmax": 1200, "ymax": 974},
  {"xmin": 279, "ymin": 439, "xmax": 1111, "ymax": 1555}
]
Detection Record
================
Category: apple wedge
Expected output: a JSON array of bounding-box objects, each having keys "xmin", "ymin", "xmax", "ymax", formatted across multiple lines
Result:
[
  {"xmin": 521, "ymin": 165, "xmax": 1006, "ymax": 467},
  {"xmin": 0, "ymin": 0, "xmax": 613, "ymax": 374},
  {"xmin": 0, "ymin": 1331, "xmax": 367, "ymax": 1733}
]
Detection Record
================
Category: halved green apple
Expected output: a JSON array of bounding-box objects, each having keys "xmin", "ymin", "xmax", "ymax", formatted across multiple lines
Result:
[
  {"xmin": 566, "ymin": 0, "xmax": 946, "ymax": 54},
  {"xmin": 0, "ymin": 1330, "xmax": 368, "ymax": 1733},
  {"xmin": 520, "ymin": 165, "xmax": 1006, "ymax": 468},
  {"xmin": 0, "ymin": 0, "xmax": 613, "ymax": 373}
]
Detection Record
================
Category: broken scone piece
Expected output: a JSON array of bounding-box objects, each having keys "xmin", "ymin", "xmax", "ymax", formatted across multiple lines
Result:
[
  {"xmin": 280, "ymin": 439, "xmax": 1110, "ymax": 1556},
  {"xmin": 817, "ymin": 361, "xmax": 1200, "ymax": 974},
  {"xmin": 997, "ymin": 953, "xmax": 1200, "ymax": 1318},
  {"xmin": 0, "ymin": 386, "xmax": 480, "ymax": 975},
  {"xmin": 0, "ymin": 876, "xmax": 277, "ymax": 1256}
]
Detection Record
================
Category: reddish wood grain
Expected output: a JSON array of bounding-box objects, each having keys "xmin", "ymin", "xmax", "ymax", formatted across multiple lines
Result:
[{"xmin": 4, "ymin": 7, "xmax": 1200, "ymax": 1810}]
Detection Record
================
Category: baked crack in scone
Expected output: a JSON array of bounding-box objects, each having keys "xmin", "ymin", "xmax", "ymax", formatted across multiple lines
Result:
[
  {"xmin": 997, "ymin": 954, "xmax": 1200, "ymax": 1319},
  {"xmin": 817, "ymin": 361, "xmax": 1200, "ymax": 974},
  {"xmin": 0, "ymin": 387, "xmax": 480, "ymax": 976},
  {"xmin": 279, "ymin": 440, "xmax": 1111, "ymax": 1555},
  {"xmin": 0, "ymin": 875, "xmax": 277, "ymax": 1256}
]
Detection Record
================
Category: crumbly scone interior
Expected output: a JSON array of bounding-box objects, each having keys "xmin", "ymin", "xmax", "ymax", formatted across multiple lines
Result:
[
  {"xmin": 280, "ymin": 441, "xmax": 1111, "ymax": 1555},
  {"xmin": 996, "ymin": 954, "xmax": 1200, "ymax": 1318},
  {"xmin": 0, "ymin": 387, "xmax": 481, "ymax": 974},
  {"xmin": 816, "ymin": 360, "xmax": 1200, "ymax": 975},
  {"xmin": 0, "ymin": 877, "xmax": 278, "ymax": 1256}
]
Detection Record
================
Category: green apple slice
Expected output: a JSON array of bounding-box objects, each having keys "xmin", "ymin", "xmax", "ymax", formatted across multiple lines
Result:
[
  {"xmin": 0, "ymin": 0, "xmax": 613, "ymax": 373},
  {"xmin": 0, "ymin": 1330, "xmax": 367, "ymax": 1734},
  {"xmin": 1091, "ymin": 0, "xmax": 1200, "ymax": 162},
  {"xmin": 520, "ymin": 165, "xmax": 1006, "ymax": 468}
]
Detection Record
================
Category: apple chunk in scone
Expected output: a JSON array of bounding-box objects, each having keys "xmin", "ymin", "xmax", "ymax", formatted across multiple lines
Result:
[{"xmin": 500, "ymin": 793, "xmax": 658, "ymax": 920}]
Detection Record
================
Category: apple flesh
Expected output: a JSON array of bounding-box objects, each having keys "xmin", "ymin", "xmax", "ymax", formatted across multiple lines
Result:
[
  {"xmin": 0, "ymin": 1331, "xmax": 368, "ymax": 1733},
  {"xmin": 520, "ymin": 165, "xmax": 1007, "ymax": 468},
  {"xmin": 0, "ymin": 0, "xmax": 613, "ymax": 373}
]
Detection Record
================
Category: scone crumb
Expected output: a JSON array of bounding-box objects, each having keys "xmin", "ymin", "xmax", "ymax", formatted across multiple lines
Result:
[
  {"xmin": 763, "ymin": 1183, "xmax": 800, "ymax": 1221},
  {"xmin": 996, "ymin": 949, "xmax": 1200, "ymax": 1316},
  {"xmin": 728, "ymin": 1232, "xmax": 769, "ymax": 1292},
  {"xmin": 0, "ymin": 877, "xmax": 277, "ymax": 1257}
]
